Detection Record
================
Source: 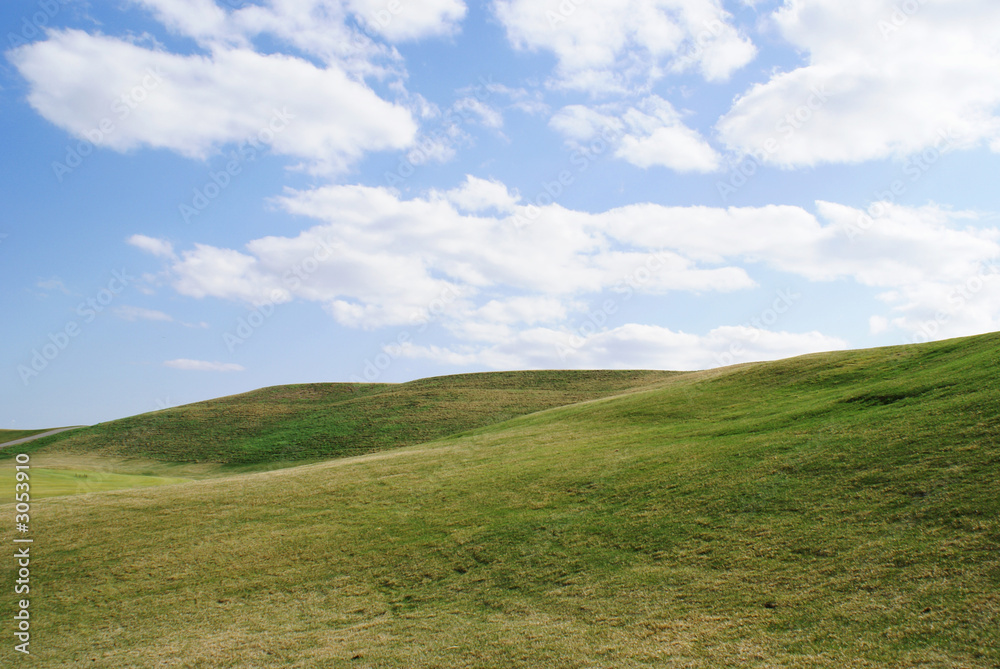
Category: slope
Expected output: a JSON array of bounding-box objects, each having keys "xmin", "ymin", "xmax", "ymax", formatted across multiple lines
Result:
[
  {"xmin": 0, "ymin": 428, "xmax": 56, "ymax": 445},
  {"xmin": 3, "ymin": 333, "xmax": 998, "ymax": 667},
  {"xmin": 6, "ymin": 370, "xmax": 676, "ymax": 465}
]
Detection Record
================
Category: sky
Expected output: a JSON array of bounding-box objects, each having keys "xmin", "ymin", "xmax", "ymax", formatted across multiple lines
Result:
[{"xmin": 2, "ymin": 0, "xmax": 999, "ymax": 428}]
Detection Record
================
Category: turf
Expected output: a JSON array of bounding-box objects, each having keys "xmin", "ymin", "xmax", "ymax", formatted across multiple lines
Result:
[
  {"xmin": 0, "ymin": 428, "xmax": 55, "ymax": 445},
  {"xmin": 5, "ymin": 371, "xmax": 676, "ymax": 465},
  {"xmin": 0, "ymin": 467, "xmax": 190, "ymax": 499},
  {"xmin": 1, "ymin": 333, "xmax": 998, "ymax": 667}
]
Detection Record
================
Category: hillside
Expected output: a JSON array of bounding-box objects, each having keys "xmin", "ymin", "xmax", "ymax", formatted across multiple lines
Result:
[
  {"xmin": 0, "ymin": 428, "xmax": 54, "ymax": 444},
  {"xmin": 3, "ymin": 333, "xmax": 998, "ymax": 667},
  {"xmin": 8, "ymin": 370, "xmax": 676, "ymax": 465}
]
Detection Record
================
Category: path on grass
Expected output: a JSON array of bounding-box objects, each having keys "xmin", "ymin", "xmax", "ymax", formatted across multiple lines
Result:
[{"xmin": 0, "ymin": 427, "xmax": 87, "ymax": 449}]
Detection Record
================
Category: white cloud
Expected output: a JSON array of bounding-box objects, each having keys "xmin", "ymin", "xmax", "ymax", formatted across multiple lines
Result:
[
  {"xmin": 231, "ymin": 0, "xmax": 397, "ymax": 77},
  {"xmin": 878, "ymin": 260, "xmax": 1000, "ymax": 343},
  {"xmin": 9, "ymin": 30, "xmax": 417, "ymax": 174},
  {"xmin": 549, "ymin": 104, "xmax": 617, "ymax": 142},
  {"xmin": 114, "ymin": 306, "xmax": 174, "ymax": 322},
  {"xmin": 129, "ymin": 178, "xmax": 1000, "ymax": 351},
  {"xmin": 801, "ymin": 201, "xmax": 997, "ymax": 286},
  {"xmin": 130, "ymin": 0, "xmax": 240, "ymax": 46},
  {"xmin": 598, "ymin": 200, "xmax": 1000, "ymax": 288},
  {"xmin": 453, "ymin": 97, "xmax": 504, "ymax": 129},
  {"xmin": 717, "ymin": 0, "xmax": 1000, "ymax": 166},
  {"xmin": 869, "ymin": 315, "xmax": 889, "ymax": 335},
  {"xmin": 128, "ymin": 234, "xmax": 176, "ymax": 259},
  {"xmin": 493, "ymin": 0, "xmax": 756, "ymax": 93},
  {"xmin": 409, "ymin": 135, "xmax": 461, "ymax": 165},
  {"xmin": 136, "ymin": 182, "xmax": 759, "ymax": 329},
  {"xmin": 441, "ymin": 175, "xmax": 519, "ymax": 214},
  {"xmin": 169, "ymin": 243, "xmax": 292, "ymax": 307},
  {"xmin": 346, "ymin": 0, "xmax": 467, "ymax": 42},
  {"xmin": 443, "ymin": 296, "xmax": 582, "ymax": 343},
  {"xmin": 163, "ymin": 359, "xmax": 245, "ymax": 372},
  {"xmin": 36, "ymin": 277, "xmax": 71, "ymax": 295},
  {"xmin": 804, "ymin": 200, "xmax": 1000, "ymax": 342},
  {"xmin": 551, "ymin": 96, "xmax": 721, "ymax": 172},
  {"xmin": 475, "ymin": 296, "xmax": 574, "ymax": 326},
  {"xmin": 478, "ymin": 82, "xmax": 550, "ymax": 116},
  {"xmin": 398, "ymin": 323, "xmax": 847, "ymax": 370},
  {"xmin": 407, "ymin": 88, "xmax": 520, "ymax": 162},
  {"xmin": 133, "ymin": 0, "xmax": 467, "ymax": 65}
]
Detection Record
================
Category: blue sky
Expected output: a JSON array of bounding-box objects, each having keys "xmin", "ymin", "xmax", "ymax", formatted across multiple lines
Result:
[{"xmin": 3, "ymin": 0, "xmax": 999, "ymax": 428}]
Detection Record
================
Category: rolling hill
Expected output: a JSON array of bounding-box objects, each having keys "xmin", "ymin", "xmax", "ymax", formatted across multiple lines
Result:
[
  {"xmin": 0, "ymin": 428, "xmax": 57, "ymax": 445},
  {"xmin": 2, "ymin": 333, "xmax": 998, "ymax": 667},
  {"xmin": 7, "ymin": 370, "xmax": 677, "ymax": 466}
]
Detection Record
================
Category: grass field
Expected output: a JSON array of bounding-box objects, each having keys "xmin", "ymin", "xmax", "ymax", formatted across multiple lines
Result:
[
  {"xmin": 0, "ymin": 466, "xmax": 189, "ymax": 499},
  {"xmin": 6, "ymin": 370, "xmax": 676, "ymax": 465},
  {"xmin": 0, "ymin": 428, "xmax": 55, "ymax": 445},
  {"xmin": 1, "ymin": 334, "xmax": 997, "ymax": 666}
]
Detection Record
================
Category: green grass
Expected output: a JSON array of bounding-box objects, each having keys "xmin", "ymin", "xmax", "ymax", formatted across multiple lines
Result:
[
  {"xmin": 0, "ymin": 466, "xmax": 189, "ymax": 499},
  {"xmin": 6, "ymin": 371, "xmax": 676, "ymax": 465},
  {"xmin": 1, "ymin": 333, "xmax": 998, "ymax": 666},
  {"xmin": 0, "ymin": 428, "xmax": 55, "ymax": 444}
]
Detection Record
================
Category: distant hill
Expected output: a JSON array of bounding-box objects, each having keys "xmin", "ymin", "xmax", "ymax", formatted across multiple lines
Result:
[
  {"xmin": 11, "ymin": 332, "xmax": 999, "ymax": 666},
  {"xmin": 0, "ymin": 428, "xmax": 56, "ymax": 444},
  {"xmin": 11, "ymin": 370, "xmax": 677, "ymax": 464}
]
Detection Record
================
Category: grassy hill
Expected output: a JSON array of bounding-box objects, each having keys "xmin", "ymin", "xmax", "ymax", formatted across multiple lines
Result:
[
  {"xmin": 0, "ymin": 465, "xmax": 189, "ymax": 499},
  {"xmin": 8, "ymin": 370, "xmax": 676, "ymax": 465},
  {"xmin": 2, "ymin": 333, "xmax": 998, "ymax": 666},
  {"xmin": 0, "ymin": 428, "xmax": 54, "ymax": 444}
]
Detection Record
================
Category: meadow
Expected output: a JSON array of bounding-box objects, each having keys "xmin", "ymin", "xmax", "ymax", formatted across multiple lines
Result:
[
  {"xmin": 0, "ymin": 428, "xmax": 58, "ymax": 445},
  {"xmin": 1, "ymin": 334, "xmax": 997, "ymax": 667}
]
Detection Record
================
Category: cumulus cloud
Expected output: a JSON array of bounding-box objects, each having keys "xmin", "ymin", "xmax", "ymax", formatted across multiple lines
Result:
[
  {"xmin": 717, "ymin": 0, "xmax": 1000, "ymax": 166},
  {"xmin": 163, "ymin": 359, "xmax": 245, "ymax": 372},
  {"xmin": 7, "ymin": 0, "xmax": 473, "ymax": 174},
  {"xmin": 493, "ymin": 0, "xmax": 756, "ymax": 93},
  {"xmin": 805, "ymin": 200, "xmax": 1000, "ymax": 342},
  {"xmin": 440, "ymin": 175, "xmax": 520, "ymax": 214},
  {"xmin": 346, "ymin": 0, "xmax": 467, "ymax": 42},
  {"xmin": 875, "ymin": 259, "xmax": 1000, "ymax": 343},
  {"xmin": 551, "ymin": 96, "xmax": 721, "ymax": 172},
  {"xmin": 134, "ymin": 0, "xmax": 467, "ymax": 55},
  {"xmin": 397, "ymin": 324, "xmax": 848, "ymax": 370},
  {"xmin": 128, "ymin": 178, "xmax": 1000, "ymax": 356},
  {"xmin": 9, "ymin": 30, "xmax": 417, "ymax": 174},
  {"xmin": 128, "ymin": 234, "xmax": 176, "ymax": 259},
  {"xmin": 129, "ymin": 181, "xmax": 759, "ymax": 329},
  {"xmin": 130, "ymin": 0, "xmax": 241, "ymax": 46}
]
